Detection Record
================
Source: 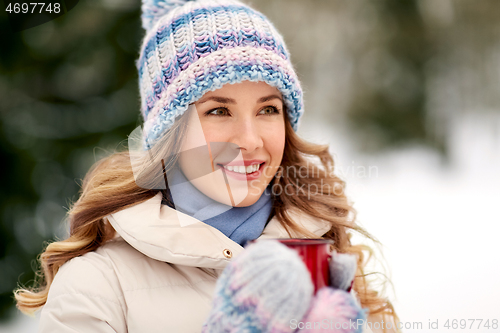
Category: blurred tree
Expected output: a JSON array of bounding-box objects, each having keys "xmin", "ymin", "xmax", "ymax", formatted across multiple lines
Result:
[
  {"xmin": 346, "ymin": 0, "xmax": 431, "ymax": 152},
  {"xmin": 0, "ymin": 0, "xmax": 141, "ymax": 321}
]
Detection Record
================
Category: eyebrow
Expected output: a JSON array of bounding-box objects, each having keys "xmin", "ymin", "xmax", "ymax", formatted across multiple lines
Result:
[{"xmin": 197, "ymin": 94, "xmax": 284, "ymax": 105}]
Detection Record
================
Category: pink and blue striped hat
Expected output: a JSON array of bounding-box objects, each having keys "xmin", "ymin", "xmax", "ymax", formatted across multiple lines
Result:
[{"xmin": 137, "ymin": 0, "xmax": 304, "ymax": 148}]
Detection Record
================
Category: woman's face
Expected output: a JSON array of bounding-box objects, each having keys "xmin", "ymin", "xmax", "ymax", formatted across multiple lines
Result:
[{"xmin": 178, "ymin": 81, "xmax": 285, "ymax": 207}]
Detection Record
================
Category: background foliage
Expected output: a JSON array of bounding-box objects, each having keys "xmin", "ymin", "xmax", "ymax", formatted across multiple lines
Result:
[{"xmin": 0, "ymin": 0, "xmax": 142, "ymax": 319}]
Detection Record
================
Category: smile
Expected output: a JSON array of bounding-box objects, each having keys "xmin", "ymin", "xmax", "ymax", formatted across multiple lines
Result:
[
  {"xmin": 221, "ymin": 163, "xmax": 262, "ymax": 174},
  {"xmin": 217, "ymin": 162, "xmax": 265, "ymax": 181}
]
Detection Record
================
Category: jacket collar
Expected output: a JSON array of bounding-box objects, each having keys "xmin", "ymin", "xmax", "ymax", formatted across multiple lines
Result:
[{"xmin": 107, "ymin": 192, "xmax": 331, "ymax": 269}]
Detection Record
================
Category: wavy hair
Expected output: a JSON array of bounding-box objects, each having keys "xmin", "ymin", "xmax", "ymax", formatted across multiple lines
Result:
[{"xmin": 14, "ymin": 105, "xmax": 398, "ymax": 331}]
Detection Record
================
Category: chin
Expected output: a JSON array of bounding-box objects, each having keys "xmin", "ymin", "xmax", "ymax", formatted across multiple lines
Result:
[
  {"xmin": 235, "ymin": 184, "xmax": 272, "ymax": 207},
  {"xmin": 233, "ymin": 196, "xmax": 259, "ymax": 207}
]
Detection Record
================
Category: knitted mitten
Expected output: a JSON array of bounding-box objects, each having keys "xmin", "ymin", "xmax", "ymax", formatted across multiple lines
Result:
[
  {"xmin": 329, "ymin": 251, "xmax": 358, "ymax": 291},
  {"xmin": 202, "ymin": 240, "xmax": 314, "ymax": 333},
  {"xmin": 295, "ymin": 288, "xmax": 367, "ymax": 333},
  {"xmin": 295, "ymin": 252, "xmax": 366, "ymax": 333}
]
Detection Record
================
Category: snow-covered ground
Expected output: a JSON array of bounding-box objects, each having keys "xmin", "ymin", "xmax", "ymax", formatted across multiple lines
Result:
[
  {"xmin": 1, "ymin": 113, "xmax": 499, "ymax": 332},
  {"xmin": 302, "ymin": 113, "xmax": 500, "ymax": 332}
]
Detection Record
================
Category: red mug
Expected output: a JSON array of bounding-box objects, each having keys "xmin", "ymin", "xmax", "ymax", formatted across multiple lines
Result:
[{"xmin": 276, "ymin": 238, "xmax": 335, "ymax": 294}]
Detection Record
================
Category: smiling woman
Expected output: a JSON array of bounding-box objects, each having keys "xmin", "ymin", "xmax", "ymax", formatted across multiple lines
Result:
[
  {"xmin": 14, "ymin": 0, "xmax": 398, "ymax": 332},
  {"xmin": 182, "ymin": 81, "xmax": 286, "ymax": 207}
]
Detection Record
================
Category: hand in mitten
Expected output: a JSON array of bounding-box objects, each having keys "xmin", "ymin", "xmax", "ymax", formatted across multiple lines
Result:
[
  {"xmin": 202, "ymin": 240, "xmax": 314, "ymax": 333},
  {"xmin": 295, "ymin": 252, "xmax": 367, "ymax": 333},
  {"xmin": 202, "ymin": 240, "xmax": 366, "ymax": 333}
]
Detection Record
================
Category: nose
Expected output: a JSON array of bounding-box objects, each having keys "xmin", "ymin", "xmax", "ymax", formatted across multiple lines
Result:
[{"xmin": 231, "ymin": 117, "xmax": 263, "ymax": 153}]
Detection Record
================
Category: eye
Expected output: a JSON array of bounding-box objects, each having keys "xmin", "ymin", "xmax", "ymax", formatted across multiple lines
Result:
[
  {"xmin": 259, "ymin": 105, "xmax": 281, "ymax": 116},
  {"xmin": 205, "ymin": 107, "xmax": 230, "ymax": 117}
]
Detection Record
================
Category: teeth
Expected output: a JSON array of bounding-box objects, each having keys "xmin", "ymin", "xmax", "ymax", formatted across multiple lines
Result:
[{"xmin": 223, "ymin": 163, "xmax": 261, "ymax": 174}]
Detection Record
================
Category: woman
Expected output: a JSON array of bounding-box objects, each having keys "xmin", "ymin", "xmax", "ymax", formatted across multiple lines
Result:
[{"xmin": 15, "ymin": 0, "xmax": 398, "ymax": 332}]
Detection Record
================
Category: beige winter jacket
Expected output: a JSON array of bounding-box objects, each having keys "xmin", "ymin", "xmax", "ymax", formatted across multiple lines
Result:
[{"xmin": 38, "ymin": 192, "xmax": 381, "ymax": 333}]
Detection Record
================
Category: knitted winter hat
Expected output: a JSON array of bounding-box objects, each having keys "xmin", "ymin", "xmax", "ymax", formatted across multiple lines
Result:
[{"xmin": 137, "ymin": 0, "xmax": 304, "ymax": 149}]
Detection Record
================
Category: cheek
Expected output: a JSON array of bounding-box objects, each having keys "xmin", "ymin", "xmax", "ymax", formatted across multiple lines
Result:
[
  {"xmin": 266, "ymin": 126, "xmax": 286, "ymax": 164},
  {"xmin": 178, "ymin": 117, "xmax": 214, "ymax": 177},
  {"xmin": 198, "ymin": 122, "xmax": 225, "ymax": 145}
]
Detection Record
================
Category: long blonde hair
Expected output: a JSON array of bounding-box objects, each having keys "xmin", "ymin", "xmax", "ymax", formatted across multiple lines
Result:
[{"xmin": 15, "ymin": 106, "xmax": 398, "ymax": 328}]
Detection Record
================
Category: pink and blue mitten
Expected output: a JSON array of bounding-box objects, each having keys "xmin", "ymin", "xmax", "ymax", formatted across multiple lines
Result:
[
  {"xmin": 202, "ymin": 240, "xmax": 314, "ymax": 333},
  {"xmin": 295, "ymin": 252, "xmax": 366, "ymax": 333},
  {"xmin": 202, "ymin": 241, "xmax": 367, "ymax": 333}
]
